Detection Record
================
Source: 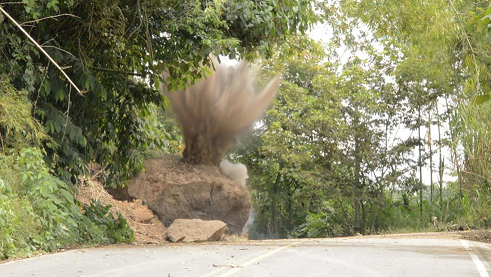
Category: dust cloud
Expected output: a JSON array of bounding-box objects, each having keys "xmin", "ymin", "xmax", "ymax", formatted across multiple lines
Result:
[
  {"xmin": 219, "ymin": 159, "xmax": 248, "ymax": 186},
  {"xmin": 161, "ymin": 59, "xmax": 280, "ymax": 165}
]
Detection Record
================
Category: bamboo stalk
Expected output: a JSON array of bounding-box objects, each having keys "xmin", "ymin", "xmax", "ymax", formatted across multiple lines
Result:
[{"xmin": 0, "ymin": 6, "xmax": 84, "ymax": 95}]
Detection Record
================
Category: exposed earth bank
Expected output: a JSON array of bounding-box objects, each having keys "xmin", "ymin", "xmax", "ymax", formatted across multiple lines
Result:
[
  {"xmin": 78, "ymin": 155, "xmax": 252, "ymax": 243},
  {"xmin": 124, "ymin": 155, "xmax": 251, "ymax": 234}
]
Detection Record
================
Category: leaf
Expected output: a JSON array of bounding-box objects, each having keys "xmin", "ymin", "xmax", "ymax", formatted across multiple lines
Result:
[
  {"xmin": 42, "ymin": 79, "xmax": 51, "ymax": 95},
  {"xmin": 55, "ymin": 89, "xmax": 65, "ymax": 102},
  {"xmin": 99, "ymin": 86, "xmax": 107, "ymax": 101},
  {"xmin": 475, "ymin": 94, "xmax": 490, "ymax": 105},
  {"xmin": 60, "ymin": 189, "xmax": 74, "ymax": 203},
  {"xmin": 47, "ymin": 0, "xmax": 59, "ymax": 12}
]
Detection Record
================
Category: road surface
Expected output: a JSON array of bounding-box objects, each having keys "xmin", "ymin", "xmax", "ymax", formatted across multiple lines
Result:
[{"xmin": 1, "ymin": 233, "xmax": 490, "ymax": 276}]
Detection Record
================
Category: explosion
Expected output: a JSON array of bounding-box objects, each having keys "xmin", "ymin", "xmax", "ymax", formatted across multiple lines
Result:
[{"xmin": 161, "ymin": 60, "xmax": 279, "ymax": 165}]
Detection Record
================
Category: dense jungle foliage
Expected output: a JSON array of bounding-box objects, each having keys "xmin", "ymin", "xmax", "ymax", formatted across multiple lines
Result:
[
  {"xmin": 0, "ymin": 0, "xmax": 320, "ymax": 258},
  {"xmin": 1, "ymin": 0, "xmax": 491, "ymax": 258},
  {"xmin": 236, "ymin": 0, "xmax": 491, "ymax": 239}
]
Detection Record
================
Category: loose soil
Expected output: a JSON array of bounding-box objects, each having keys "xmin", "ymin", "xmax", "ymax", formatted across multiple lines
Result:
[
  {"xmin": 77, "ymin": 179, "xmax": 168, "ymax": 244},
  {"xmin": 461, "ymin": 230, "xmax": 491, "ymax": 244}
]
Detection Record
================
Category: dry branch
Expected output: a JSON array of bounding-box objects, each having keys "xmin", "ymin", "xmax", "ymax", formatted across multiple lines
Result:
[{"xmin": 0, "ymin": 6, "xmax": 85, "ymax": 95}]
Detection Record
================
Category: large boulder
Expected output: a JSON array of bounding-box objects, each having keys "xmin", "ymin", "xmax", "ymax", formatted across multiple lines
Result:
[
  {"xmin": 167, "ymin": 219, "xmax": 228, "ymax": 242},
  {"xmin": 125, "ymin": 155, "xmax": 251, "ymax": 234}
]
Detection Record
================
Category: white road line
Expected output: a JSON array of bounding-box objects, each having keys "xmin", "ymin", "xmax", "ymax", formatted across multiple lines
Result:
[
  {"xmin": 212, "ymin": 241, "xmax": 301, "ymax": 277},
  {"xmin": 460, "ymin": 240, "xmax": 490, "ymax": 277}
]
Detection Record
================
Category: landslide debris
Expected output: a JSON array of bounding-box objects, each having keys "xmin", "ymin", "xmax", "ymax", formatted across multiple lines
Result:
[
  {"xmin": 77, "ymin": 179, "xmax": 167, "ymax": 244},
  {"xmin": 122, "ymin": 155, "xmax": 251, "ymax": 234}
]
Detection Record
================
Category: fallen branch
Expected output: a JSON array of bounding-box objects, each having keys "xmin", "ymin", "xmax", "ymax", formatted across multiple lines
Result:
[{"xmin": 0, "ymin": 6, "xmax": 85, "ymax": 95}]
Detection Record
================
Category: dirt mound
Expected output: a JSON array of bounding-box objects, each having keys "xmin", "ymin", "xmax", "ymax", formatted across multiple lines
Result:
[
  {"xmin": 167, "ymin": 219, "xmax": 228, "ymax": 242},
  {"xmin": 123, "ymin": 155, "xmax": 251, "ymax": 234},
  {"xmin": 77, "ymin": 180, "xmax": 167, "ymax": 244},
  {"xmin": 462, "ymin": 230, "xmax": 491, "ymax": 244}
]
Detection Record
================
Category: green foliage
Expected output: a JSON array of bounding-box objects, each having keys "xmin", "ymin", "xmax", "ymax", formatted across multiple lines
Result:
[
  {"xmin": 240, "ymin": 35, "xmax": 421, "ymax": 238},
  {"xmin": 3, "ymin": 0, "xmax": 491, "ymax": 256},
  {"xmin": 0, "ymin": 80, "xmax": 48, "ymax": 151},
  {"xmin": 340, "ymin": 0, "xmax": 491, "ymax": 193},
  {"xmin": 14, "ymin": 148, "xmax": 80, "ymax": 251},
  {"xmin": 81, "ymin": 200, "xmax": 134, "ymax": 244},
  {"xmin": 294, "ymin": 200, "xmax": 353, "ymax": 238},
  {"xmin": 239, "ymin": 0, "xmax": 491, "ymax": 238},
  {"xmin": 0, "ymin": 148, "xmax": 133, "ymax": 259},
  {"xmin": 0, "ymin": 0, "xmax": 322, "ymax": 185},
  {"xmin": 0, "ymin": 0, "xmax": 321, "ymax": 259}
]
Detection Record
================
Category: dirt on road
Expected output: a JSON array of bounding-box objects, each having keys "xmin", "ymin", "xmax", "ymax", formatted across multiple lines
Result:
[
  {"xmin": 124, "ymin": 155, "xmax": 251, "ymax": 234},
  {"xmin": 76, "ymin": 176, "xmax": 491, "ymax": 246},
  {"xmin": 462, "ymin": 230, "xmax": 491, "ymax": 244}
]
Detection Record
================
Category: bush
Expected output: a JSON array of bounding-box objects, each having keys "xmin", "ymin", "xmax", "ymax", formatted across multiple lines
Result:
[
  {"xmin": 80, "ymin": 200, "xmax": 134, "ymax": 245},
  {"xmin": 294, "ymin": 200, "xmax": 353, "ymax": 238},
  {"xmin": 0, "ymin": 148, "xmax": 134, "ymax": 259}
]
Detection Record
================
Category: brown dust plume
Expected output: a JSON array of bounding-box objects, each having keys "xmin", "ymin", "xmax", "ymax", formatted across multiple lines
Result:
[{"xmin": 161, "ymin": 60, "xmax": 280, "ymax": 165}]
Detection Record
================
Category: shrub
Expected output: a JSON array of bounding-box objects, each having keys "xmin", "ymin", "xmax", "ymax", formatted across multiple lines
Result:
[{"xmin": 0, "ymin": 148, "xmax": 134, "ymax": 259}]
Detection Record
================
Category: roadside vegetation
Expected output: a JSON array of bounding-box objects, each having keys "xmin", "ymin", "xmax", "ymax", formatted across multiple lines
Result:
[
  {"xmin": 1, "ymin": 0, "xmax": 491, "ymax": 259},
  {"xmin": 237, "ymin": 0, "xmax": 491, "ymax": 239},
  {"xmin": 0, "ymin": 0, "xmax": 320, "ymax": 259}
]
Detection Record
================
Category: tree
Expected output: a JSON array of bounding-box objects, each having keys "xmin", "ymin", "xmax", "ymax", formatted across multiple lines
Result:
[
  {"xmin": 337, "ymin": 0, "xmax": 491, "ymax": 226},
  {"xmin": 0, "ymin": 0, "xmax": 322, "ymax": 183},
  {"xmin": 238, "ymin": 32, "xmax": 419, "ymax": 237}
]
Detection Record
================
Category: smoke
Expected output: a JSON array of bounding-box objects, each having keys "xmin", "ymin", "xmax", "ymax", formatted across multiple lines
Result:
[
  {"xmin": 161, "ymin": 59, "xmax": 280, "ymax": 165},
  {"xmin": 242, "ymin": 208, "xmax": 256, "ymax": 235},
  {"xmin": 219, "ymin": 159, "xmax": 248, "ymax": 186},
  {"xmin": 219, "ymin": 159, "xmax": 256, "ymax": 235}
]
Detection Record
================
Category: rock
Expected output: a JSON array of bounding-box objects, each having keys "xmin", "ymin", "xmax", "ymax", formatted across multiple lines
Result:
[
  {"xmin": 125, "ymin": 155, "xmax": 251, "ymax": 234},
  {"xmin": 167, "ymin": 219, "xmax": 229, "ymax": 242}
]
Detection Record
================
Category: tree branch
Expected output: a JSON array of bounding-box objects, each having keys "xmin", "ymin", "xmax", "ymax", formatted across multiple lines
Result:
[
  {"xmin": 0, "ymin": 6, "xmax": 85, "ymax": 95},
  {"xmin": 90, "ymin": 66, "xmax": 146, "ymax": 77},
  {"xmin": 21, "ymin": 13, "xmax": 81, "ymax": 26}
]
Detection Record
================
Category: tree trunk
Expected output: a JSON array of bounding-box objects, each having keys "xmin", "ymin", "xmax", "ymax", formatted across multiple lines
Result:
[
  {"xmin": 436, "ymin": 103, "xmax": 444, "ymax": 210},
  {"xmin": 428, "ymin": 108, "xmax": 434, "ymax": 202},
  {"xmin": 353, "ymin": 113, "xmax": 362, "ymax": 234},
  {"xmin": 445, "ymin": 97, "xmax": 463, "ymax": 198},
  {"xmin": 361, "ymin": 201, "xmax": 366, "ymax": 235},
  {"xmin": 287, "ymin": 180, "xmax": 296, "ymax": 235},
  {"xmin": 354, "ymin": 201, "xmax": 361, "ymax": 234},
  {"xmin": 418, "ymin": 107, "xmax": 424, "ymax": 224},
  {"xmin": 271, "ymin": 171, "xmax": 281, "ymax": 237},
  {"xmin": 370, "ymin": 203, "xmax": 380, "ymax": 233}
]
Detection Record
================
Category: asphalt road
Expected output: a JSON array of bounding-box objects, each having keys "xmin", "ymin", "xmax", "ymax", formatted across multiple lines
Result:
[{"xmin": 1, "ymin": 233, "xmax": 490, "ymax": 277}]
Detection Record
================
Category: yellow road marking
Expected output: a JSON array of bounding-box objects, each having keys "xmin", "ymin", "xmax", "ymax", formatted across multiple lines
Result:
[
  {"xmin": 213, "ymin": 241, "xmax": 301, "ymax": 277},
  {"xmin": 199, "ymin": 248, "xmax": 271, "ymax": 277}
]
